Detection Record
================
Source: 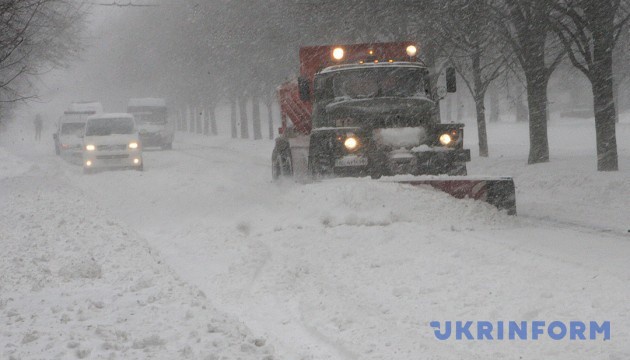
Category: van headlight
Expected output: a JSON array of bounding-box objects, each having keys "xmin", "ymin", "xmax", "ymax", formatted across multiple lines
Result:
[
  {"xmin": 128, "ymin": 142, "xmax": 139, "ymax": 149},
  {"xmin": 85, "ymin": 144, "xmax": 96, "ymax": 151}
]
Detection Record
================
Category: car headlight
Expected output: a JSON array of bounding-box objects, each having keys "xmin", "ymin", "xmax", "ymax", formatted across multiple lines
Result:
[
  {"xmin": 439, "ymin": 134, "xmax": 452, "ymax": 146},
  {"xmin": 128, "ymin": 142, "xmax": 139, "ymax": 149},
  {"xmin": 85, "ymin": 144, "xmax": 96, "ymax": 151},
  {"xmin": 344, "ymin": 136, "xmax": 359, "ymax": 151}
]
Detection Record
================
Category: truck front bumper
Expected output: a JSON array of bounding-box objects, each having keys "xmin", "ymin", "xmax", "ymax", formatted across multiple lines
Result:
[{"xmin": 333, "ymin": 149, "xmax": 471, "ymax": 176}]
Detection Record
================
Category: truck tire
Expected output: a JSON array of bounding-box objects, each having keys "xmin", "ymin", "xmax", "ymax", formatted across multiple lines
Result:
[
  {"xmin": 161, "ymin": 142, "xmax": 172, "ymax": 150},
  {"xmin": 272, "ymin": 142, "xmax": 293, "ymax": 180}
]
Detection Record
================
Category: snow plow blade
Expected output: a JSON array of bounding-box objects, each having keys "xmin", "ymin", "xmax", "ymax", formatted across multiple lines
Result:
[{"xmin": 394, "ymin": 177, "xmax": 517, "ymax": 215}]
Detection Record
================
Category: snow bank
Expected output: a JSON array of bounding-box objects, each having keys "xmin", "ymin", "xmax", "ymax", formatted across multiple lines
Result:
[
  {"xmin": 258, "ymin": 178, "xmax": 512, "ymax": 232},
  {"xmin": 0, "ymin": 149, "xmax": 276, "ymax": 360}
]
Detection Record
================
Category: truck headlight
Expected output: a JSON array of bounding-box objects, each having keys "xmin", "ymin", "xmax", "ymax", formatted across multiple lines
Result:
[
  {"xmin": 128, "ymin": 142, "xmax": 139, "ymax": 149},
  {"xmin": 344, "ymin": 136, "xmax": 359, "ymax": 151},
  {"xmin": 85, "ymin": 144, "xmax": 96, "ymax": 151},
  {"xmin": 332, "ymin": 47, "xmax": 345, "ymax": 60},
  {"xmin": 439, "ymin": 134, "xmax": 452, "ymax": 146}
]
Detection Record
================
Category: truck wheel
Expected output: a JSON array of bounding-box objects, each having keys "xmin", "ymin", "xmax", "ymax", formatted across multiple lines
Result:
[
  {"xmin": 161, "ymin": 142, "xmax": 172, "ymax": 150},
  {"xmin": 272, "ymin": 148, "xmax": 281, "ymax": 180},
  {"xmin": 370, "ymin": 172, "xmax": 382, "ymax": 179},
  {"xmin": 272, "ymin": 145, "xmax": 293, "ymax": 180}
]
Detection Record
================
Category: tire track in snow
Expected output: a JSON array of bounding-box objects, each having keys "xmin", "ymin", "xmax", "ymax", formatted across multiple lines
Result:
[{"xmin": 233, "ymin": 234, "xmax": 360, "ymax": 360}]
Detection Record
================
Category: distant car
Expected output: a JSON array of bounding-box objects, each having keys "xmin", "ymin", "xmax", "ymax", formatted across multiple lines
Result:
[
  {"xmin": 127, "ymin": 98, "xmax": 174, "ymax": 150},
  {"xmin": 82, "ymin": 113, "xmax": 143, "ymax": 174},
  {"xmin": 53, "ymin": 102, "xmax": 103, "ymax": 158}
]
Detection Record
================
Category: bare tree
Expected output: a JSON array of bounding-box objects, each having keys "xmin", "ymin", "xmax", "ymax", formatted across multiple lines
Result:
[
  {"xmin": 436, "ymin": 0, "xmax": 511, "ymax": 157},
  {"xmin": 550, "ymin": 0, "xmax": 630, "ymax": 171},
  {"xmin": 0, "ymin": 0, "xmax": 84, "ymax": 103},
  {"xmin": 494, "ymin": 0, "xmax": 565, "ymax": 164}
]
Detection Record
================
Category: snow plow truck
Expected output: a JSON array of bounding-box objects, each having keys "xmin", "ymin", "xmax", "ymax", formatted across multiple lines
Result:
[{"xmin": 272, "ymin": 42, "xmax": 516, "ymax": 215}]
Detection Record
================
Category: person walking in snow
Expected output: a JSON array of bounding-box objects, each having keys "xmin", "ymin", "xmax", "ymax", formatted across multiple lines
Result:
[{"xmin": 34, "ymin": 114, "xmax": 43, "ymax": 141}]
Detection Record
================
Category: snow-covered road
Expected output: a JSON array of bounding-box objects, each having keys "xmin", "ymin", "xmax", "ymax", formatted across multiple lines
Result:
[{"xmin": 2, "ymin": 118, "xmax": 630, "ymax": 359}]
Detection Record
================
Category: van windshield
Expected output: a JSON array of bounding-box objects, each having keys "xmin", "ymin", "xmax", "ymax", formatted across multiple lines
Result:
[
  {"xmin": 60, "ymin": 123, "xmax": 85, "ymax": 136},
  {"xmin": 85, "ymin": 118, "xmax": 134, "ymax": 136}
]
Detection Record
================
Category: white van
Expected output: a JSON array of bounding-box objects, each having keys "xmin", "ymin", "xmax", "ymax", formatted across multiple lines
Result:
[
  {"xmin": 127, "ymin": 98, "xmax": 174, "ymax": 150},
  {"xmin": 82, "ymin": 113, "xmax": 143, "ymax": 174},
  {"xmin": 53, "ymin": 102, "xmax": 103, "ymax": 158}
]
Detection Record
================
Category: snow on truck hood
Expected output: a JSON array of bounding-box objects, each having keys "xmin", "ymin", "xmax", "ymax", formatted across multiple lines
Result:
[{"xmin": 374, "ymin": 127, "xmax": 428, "ymax": 147}]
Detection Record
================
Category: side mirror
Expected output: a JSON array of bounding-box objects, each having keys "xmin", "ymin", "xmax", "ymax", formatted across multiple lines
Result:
[
  {"xmin": 446, "ymin": 67, "xmax": 456, "ymax": 93},
  {"xmin": 298, "ymin": 77, "xmax": 310, "ymax": 101}
]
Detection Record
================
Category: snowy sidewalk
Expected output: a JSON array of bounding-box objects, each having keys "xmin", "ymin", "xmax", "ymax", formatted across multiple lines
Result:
[{"xmin": 0, "ymin": 148, "xmax": 276, "ymax": 360}]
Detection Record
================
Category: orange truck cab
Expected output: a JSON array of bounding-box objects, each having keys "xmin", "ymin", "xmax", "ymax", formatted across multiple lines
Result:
[{"xmin": 273, "ymin": 42, "xmax": 469, "ymax": 179}]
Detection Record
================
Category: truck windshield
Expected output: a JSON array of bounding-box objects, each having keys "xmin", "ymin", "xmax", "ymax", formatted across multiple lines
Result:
[
  {"xmin": 60, "ymin": 123, "xmax": 85, "ymax": 136},
  {"xmin": 332, "ymin": 67, "xmax": 428, "ymax": 99},
  {"xmin": 85, "ymin": 118, "xmax": 134, "ymax": 136}
]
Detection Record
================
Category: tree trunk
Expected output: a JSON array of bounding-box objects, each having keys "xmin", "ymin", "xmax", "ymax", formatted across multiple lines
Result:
[
  {"xmin": 203, "ymin": 108, "xmax": 209, "ymax": 136},
  {"xmin": 196, "ymin": 108, "xmax": 203, "ymax": 134},
  {"xmin": 252, "ymin": 95, "xmax": 262, "ymax": 140},
  {"xmin": 524, "ymin": 71, "xmax": 550, "ymax": 164},
  {"xmin": 515, "ymin": 90, "xmax": 528, "ymax": 122},
  {"xmin": 591, "ymin": 43, "xmax": 619, "ymax": 171},
  {"xmin": 612, "ymin": 76, "xmax": 619, "ymax": 124},
  {"xmin": 210, "ymin": 105, "xmax": 217, "ymax": 136},
  {"xmin": 267, "ymin": 100, "xmax": 274, "ymax": 140},
  {"xmin": 239, "ymin": 96, "xmax": 249, "ymax": 139},
  {"xmin": 188, "ymin": 106, "xmax": 194, "ymax": 133},
  {"xmin": 474, "ymin": 96, "xmax": 489, "ymax": 157},
  {"xmin": 446, "ymin": 96, "xmax": 453, "ymax": 122},
  {"xmin": 456, "ymin": 93, "xmax": 464, "ymax": 122},
  {"xmin": 472, "ymin": 49, "xmax": 489, "ymax": 157},
  {"xmin": 489, "ymin": 87, "xmax": 500, "ymax": 123},
  {"xmin": 230, "ymin": 98, "xmax": 237, "ymax": 139}
]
